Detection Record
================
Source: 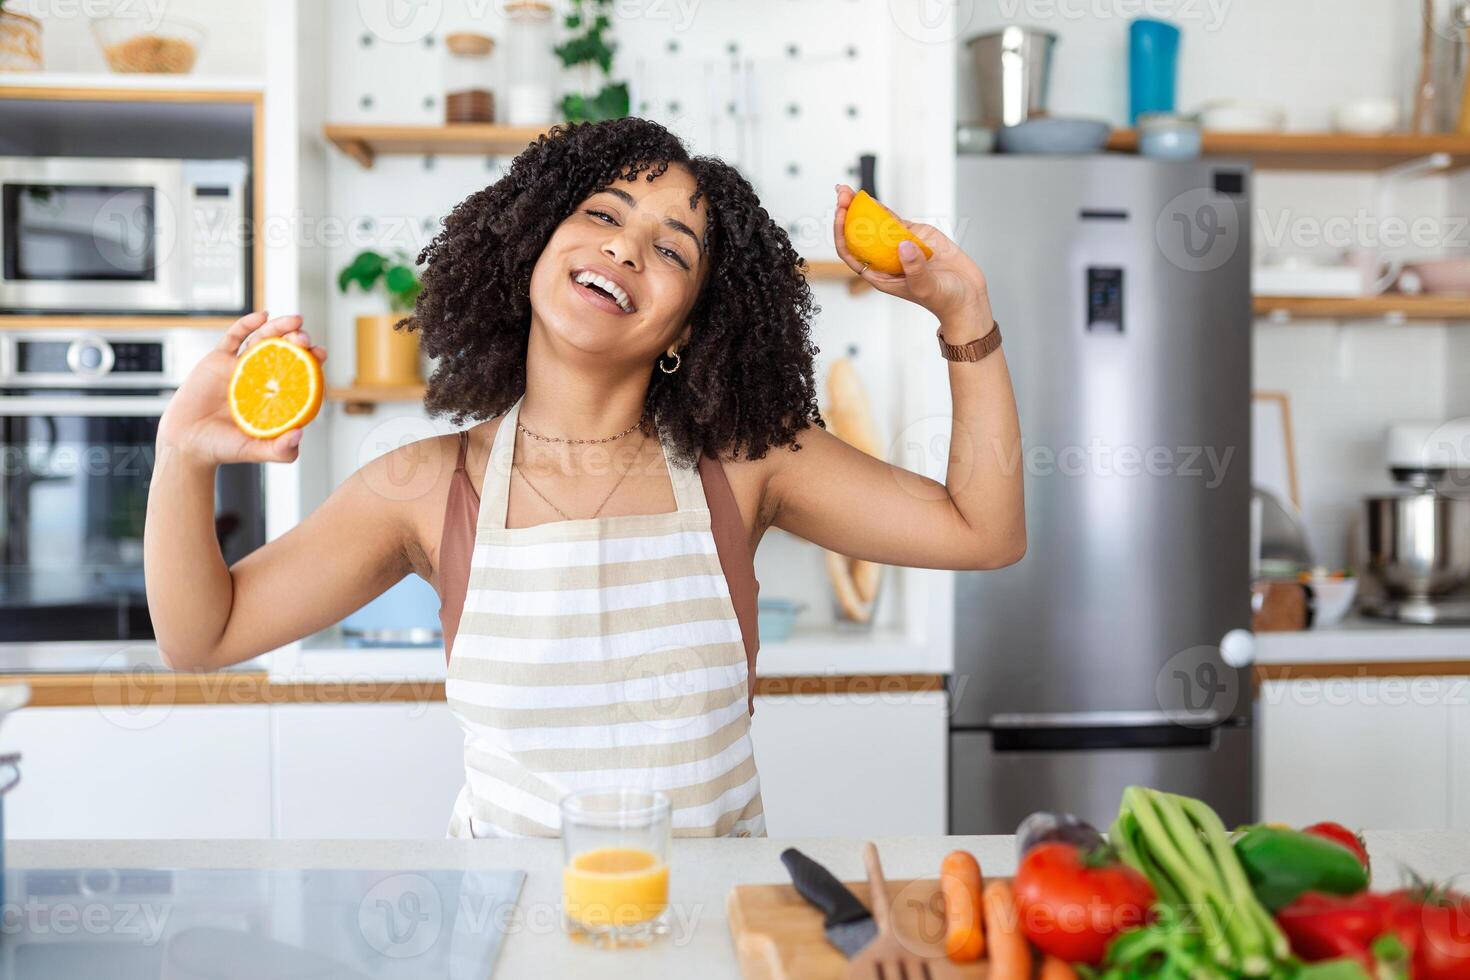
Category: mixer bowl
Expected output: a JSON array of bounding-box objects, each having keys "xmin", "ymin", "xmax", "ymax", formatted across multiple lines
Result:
[{"xmin": 1363, "ymin": 491, "xmax": 1470, "ymax": 598}]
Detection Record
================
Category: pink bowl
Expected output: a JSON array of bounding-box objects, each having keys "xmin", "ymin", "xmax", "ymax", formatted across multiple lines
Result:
[{"xmin": 1406, "ymin": 257, "xmax": 1470, "ymax": 295}]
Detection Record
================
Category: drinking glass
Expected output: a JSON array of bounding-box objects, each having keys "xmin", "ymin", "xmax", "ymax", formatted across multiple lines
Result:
[{"xmin": 560, "ymin": 787, "xmax": 672, "ymax": 948}]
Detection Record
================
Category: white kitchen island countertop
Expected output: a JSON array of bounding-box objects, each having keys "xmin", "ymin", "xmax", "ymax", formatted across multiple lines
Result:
[{"xmin": 11, "ymin": 832, "xmax": 1470, "ymax": 979}]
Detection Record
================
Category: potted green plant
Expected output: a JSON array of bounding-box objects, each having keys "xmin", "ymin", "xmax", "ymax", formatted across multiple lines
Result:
[
  {"xmin": 337, "ymin": 249, "xmax": 424, "ymax": 388},
  {"xmin": 555, "ymin": 0, "xmax": 628, "ymax": 122},
  {"xmin": 0, "ymin": 0, "xmax": 45, "ymax": 72}
]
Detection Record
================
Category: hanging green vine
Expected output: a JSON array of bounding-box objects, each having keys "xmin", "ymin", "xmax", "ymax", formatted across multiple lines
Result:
[{"xmin": 554, "ymin": 0, "xmax": 629, "ymax": 122}]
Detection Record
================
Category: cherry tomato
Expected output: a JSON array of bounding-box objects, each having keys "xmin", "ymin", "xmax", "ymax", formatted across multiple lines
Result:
[{"xmin": 1303, "ymin": 822, "xmax": 1370, "ymax": 870}]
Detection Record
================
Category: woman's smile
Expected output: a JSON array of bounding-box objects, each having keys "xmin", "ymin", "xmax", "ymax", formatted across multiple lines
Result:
[{"xmin": 570, "ymin": 265, "xmax": 637, "ymax": 315}]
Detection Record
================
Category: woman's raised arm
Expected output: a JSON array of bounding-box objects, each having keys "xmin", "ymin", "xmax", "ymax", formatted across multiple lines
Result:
[
  {"xmin": 144, "ymin": 312, "xmax": 419, "ymax": 671},
  {"xmin": 764, "ymin": 186, "xmax": 1025, "ymax": 571}
]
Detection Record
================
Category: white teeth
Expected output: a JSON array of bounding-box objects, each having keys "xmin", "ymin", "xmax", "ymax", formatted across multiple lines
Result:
[{"xmin": 574, "ymin": 271, "xmax": 634, "ymax": 313}]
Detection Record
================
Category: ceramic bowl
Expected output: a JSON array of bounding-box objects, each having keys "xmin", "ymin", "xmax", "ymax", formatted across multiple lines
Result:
[
  {"xmin": 1404, "ymin": 257, "xmax": 1470, "ymax": 295},
  {"xmin": 1138, "ymin": 113, "xmax": 1202, "ymax": 159},
  {"xmin": 1331, "ymin": 98, "xmax": 1398, "ymax": 135},
  {"xmin": 996, "ymin": 117, "xmax": 1111, "ymax": 155},
  {"xmin": 756, "ymin": 598, "xmax": 807, "ymax": 642},
  {"xmin": 956, "ymin": 123, "xmax": 996, "ymax": 155}
]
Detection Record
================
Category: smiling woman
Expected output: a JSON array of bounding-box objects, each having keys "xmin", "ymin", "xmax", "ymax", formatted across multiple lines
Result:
[
  {"xmin": 144, "ymin": 116, "xmax": 1024, "ymax": 843},
  {"xmin": 409, "ymin": 117, "xmax": 823, "ymax": 470}
]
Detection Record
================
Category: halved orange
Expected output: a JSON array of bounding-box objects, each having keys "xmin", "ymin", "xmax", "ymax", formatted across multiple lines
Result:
[
  {"xmin": 843, "ymin": 189, "xmax": 933, "ymax": 275},
  {"xmin": 227, "ymin": 337, "xmax": 323, "ymax": 439}
]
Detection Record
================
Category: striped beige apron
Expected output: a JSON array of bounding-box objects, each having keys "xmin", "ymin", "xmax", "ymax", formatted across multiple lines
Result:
[{"xmin": 445, "ymin": 394, "xmax": 766, "ymax": 839}]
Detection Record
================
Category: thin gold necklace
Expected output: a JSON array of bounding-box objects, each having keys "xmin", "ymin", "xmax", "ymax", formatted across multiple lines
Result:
[
  {"xmin": 513, "ymin": 430, "xmax": 650, "ymax": 521},
  {"xmin": 516, "ymin": 410, "xmax": 646, "ymax": 444}
]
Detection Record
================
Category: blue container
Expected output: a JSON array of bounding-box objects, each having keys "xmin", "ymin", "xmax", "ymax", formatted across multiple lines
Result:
[{"xmin": 1128, "ymin": 19, "xmax": 1181, "ymax": 124}]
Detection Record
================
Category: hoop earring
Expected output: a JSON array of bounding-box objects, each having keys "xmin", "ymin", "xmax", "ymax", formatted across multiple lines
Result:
[{"xmin": 658, "ymin": 349, "xmax": 682, "ymax": 374}]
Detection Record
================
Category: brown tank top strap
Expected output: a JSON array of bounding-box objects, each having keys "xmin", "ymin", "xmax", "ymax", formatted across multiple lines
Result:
[{"xmin": 455, "ymin": 429, "xmax": 470, "ymax": 473}]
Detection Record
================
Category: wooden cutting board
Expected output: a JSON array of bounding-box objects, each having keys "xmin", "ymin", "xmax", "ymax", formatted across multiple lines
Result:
[{"xmin": 727, "ymin": 877, "xmax": 996, "ymax": 980}]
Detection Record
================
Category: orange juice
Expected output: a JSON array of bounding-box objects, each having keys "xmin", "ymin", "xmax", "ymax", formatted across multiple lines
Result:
[{"xmin": 562, "ymin": 846, "xmax": 669, "ymax": 927}]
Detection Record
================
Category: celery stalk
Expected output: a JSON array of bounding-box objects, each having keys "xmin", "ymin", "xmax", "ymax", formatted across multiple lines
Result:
[
  {"xmin": 1151, "ymin": 790, "xmax": 1269, "ymax": 974},
  {"xmin": 1120, "ymin": 786, "xmax": 1235, "ymax": 969},
  {"xmin": 1173, "ymin": 793, "xmax": 1291, "ymax": 962}
]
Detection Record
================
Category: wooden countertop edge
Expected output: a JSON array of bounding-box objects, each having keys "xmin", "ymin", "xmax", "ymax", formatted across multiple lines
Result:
[
  {"xmin": 1253, "ymin": 661, "xmax": 1470, "ymax": 682},
  {"xmin": 0, "ymin": 671, "xmax": 945, "ymax": 708}
]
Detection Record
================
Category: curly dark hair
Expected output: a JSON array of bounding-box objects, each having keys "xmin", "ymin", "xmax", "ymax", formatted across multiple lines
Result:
[{"xmin": 405, "ymin": 116, "xmax": 825, "ymax": 468}]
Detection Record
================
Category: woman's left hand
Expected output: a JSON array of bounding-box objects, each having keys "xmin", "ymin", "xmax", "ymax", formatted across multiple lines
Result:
[{"xmin": 831, "ymin": 183, "xmax": 991, "ymax": 326}]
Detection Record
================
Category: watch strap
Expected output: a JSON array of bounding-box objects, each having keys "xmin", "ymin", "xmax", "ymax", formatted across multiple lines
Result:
[{"xmin": 937, "ymin": 320, "xmax": 1002, "ymax": 362}]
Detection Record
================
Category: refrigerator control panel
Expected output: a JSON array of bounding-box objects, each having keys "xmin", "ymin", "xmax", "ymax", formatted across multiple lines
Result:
[{"xmin": 1086, "ymin": 266, "xmax": 1124, "ymax": 333}]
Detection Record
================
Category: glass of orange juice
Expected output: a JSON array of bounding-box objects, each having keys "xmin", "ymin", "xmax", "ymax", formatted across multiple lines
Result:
[{"xmin": 560, "ymin": 787, "xmax": 671, "ymax": 948}]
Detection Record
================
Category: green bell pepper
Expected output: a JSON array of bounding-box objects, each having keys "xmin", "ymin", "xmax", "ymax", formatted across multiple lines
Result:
[{"xmin": 1234, "ymin": 827, "xmax": 1370, "ymax": 911}]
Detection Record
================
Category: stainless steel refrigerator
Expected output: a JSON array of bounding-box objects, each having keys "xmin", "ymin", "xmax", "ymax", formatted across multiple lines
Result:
[{"xmin": 949, "ymin": 155, "xmax": 1256, "ymax": 833}]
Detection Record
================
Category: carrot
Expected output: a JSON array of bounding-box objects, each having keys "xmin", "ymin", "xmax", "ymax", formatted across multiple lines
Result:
[
  {"xmin": 941, "ymin": 849, "xmax": 985, "ymax": 962},
  {"xmin": 1040, "ymin": 955, "xmax": 1078, "ymax": 980},
  {"xmin": 982, "ymin": 880, "xmax": 1032, "ymax": 980}
]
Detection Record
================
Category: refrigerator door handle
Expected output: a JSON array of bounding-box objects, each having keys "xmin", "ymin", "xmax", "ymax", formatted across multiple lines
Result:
[{"xmin": 988, "ymin": 709, "xmax": 1229, "ymax": 729}]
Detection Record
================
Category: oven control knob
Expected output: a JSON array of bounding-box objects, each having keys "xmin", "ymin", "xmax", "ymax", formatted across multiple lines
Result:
[
  {"xmin": 1219, "ymin": 629, "xmax": 1256, "ymax": 669},
  {"xmin": 66, "ymin": 336, "xmax": 115, "ymax": 377}
]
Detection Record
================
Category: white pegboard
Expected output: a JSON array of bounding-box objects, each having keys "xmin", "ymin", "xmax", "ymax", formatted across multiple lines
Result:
[
  {"xmin": 321, "ymin": 0, "xmax": 898, "ymax": 256},
  {"xmin": 307, "ymin": 0, "xmax": 949, "ymax": 641}
]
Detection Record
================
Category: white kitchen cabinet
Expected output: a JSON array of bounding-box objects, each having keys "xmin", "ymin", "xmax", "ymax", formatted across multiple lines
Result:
[
  {"xmin": 749, "ymin": 690, "xmax": 947, "ymax": 837},
  {"xmin": 1258, "ymin": 678, "xmax": 1453, "ymax": 829},
  {"xmin": 1447, "ymin": 679, "xmax": 1470, "ymax": 831},
  {"xmin": 271, "ymin": 703, "xmax": 466, "ymax": 839},
  {"xmin": 3, "ymin": 706, "xmax": 272, "ymax": 839}
]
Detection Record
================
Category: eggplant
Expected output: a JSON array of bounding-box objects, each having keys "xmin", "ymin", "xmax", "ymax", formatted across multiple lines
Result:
[{"xmin": 1015, "ymin": 811, "xmax": 1105, "ymax": 858}]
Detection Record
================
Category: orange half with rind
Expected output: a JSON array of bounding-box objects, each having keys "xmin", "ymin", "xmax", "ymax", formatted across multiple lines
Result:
[
  {"xmin": 227, "ymin": 337, "xmax": 324, "ymax": 439},
  {"xmin": 842, "ymin": 189, "xmax": 933, "ymax": 275}
]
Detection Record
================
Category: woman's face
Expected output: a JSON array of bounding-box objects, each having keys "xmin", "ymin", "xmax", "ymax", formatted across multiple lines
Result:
[{"xmin": 529, "ymin": 162, "xmax": 709, "ymax": 362}]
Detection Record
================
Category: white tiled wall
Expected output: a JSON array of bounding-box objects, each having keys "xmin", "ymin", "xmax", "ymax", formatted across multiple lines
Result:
[
  {"xmin": 955, "ymin": 0, "xmax": 1418, "ymax": 130},
  {"xmin": 1254, "ymin": 321, "xmax": 1451, "ymax": 569},
  {"xmin": 1250, "ymin": 171, "xmax": 1462, "ymax": 569}
]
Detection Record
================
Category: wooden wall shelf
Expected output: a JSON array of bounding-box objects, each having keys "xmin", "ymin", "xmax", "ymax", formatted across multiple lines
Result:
[
  {"xmin": 1254, "ymin": 294, "xmax": 1470, "ymax": 321},
  {"xmin": 1107, "ymin": 129, "xmax": 1470, "ymax": 172},
  {"xmin": 323, "ymin": 123, "xmax": 549, "ymax": 167},
  {"xmin": 326, "ymin": 383, "xmax": 426, "ymax": 414},
  {"xmin": 803, "ymin": 258, "xmax": 870, "ymax": 294},
  {"xmin": 0, "ymin": 314, "xmax": 242, "ymax": 330}
]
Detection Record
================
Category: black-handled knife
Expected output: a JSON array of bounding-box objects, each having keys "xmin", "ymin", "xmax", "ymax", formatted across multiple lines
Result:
[{"xmin": 779, "ymin": 847, "xmax": 877, "ymax": 959}]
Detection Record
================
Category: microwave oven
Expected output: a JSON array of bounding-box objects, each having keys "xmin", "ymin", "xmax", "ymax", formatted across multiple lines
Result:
[{"xmin": 0, "ymin": 156, "xmax": 250, "ymax": 317}]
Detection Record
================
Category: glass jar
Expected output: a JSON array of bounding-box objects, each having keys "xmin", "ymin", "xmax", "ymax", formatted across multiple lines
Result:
[
  {"xmin": 504, "ymin": 0, "xmax": 557, "ymax": 125},
  {"xmin": 443, "ymin": 32, "xmax": 495, "ymax": 124}
]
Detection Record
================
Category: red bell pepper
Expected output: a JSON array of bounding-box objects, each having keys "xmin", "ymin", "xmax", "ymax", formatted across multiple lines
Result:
[{"xmin": 1277, "ymin": 886, "xmax": 1470, "ymax": 979}]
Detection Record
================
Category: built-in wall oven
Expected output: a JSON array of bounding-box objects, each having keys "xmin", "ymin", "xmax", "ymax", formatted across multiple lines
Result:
[
  {"xmin": 0, "ymin": 157, "xmax": 250, "ymax": 317},
  {"xmin": 0, "ymin": 330, "xmax": 266, "ymax": 663}
]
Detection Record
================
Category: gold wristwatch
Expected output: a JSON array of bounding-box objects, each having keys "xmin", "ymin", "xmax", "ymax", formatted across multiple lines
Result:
[{"xmin": 937, "ymin": 320, "xmax": 1002, "ymax": 362}]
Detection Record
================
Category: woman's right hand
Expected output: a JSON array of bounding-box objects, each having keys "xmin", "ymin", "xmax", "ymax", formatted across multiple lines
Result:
[{"xmin": 156, "ymin": 311, "xmax": 328, "ymax": 466}]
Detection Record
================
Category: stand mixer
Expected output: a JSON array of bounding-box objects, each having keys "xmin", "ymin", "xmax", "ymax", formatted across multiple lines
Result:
[{"xmin": 1357, "ymin": 421, "xmax": 1470, "ymax": 624}]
